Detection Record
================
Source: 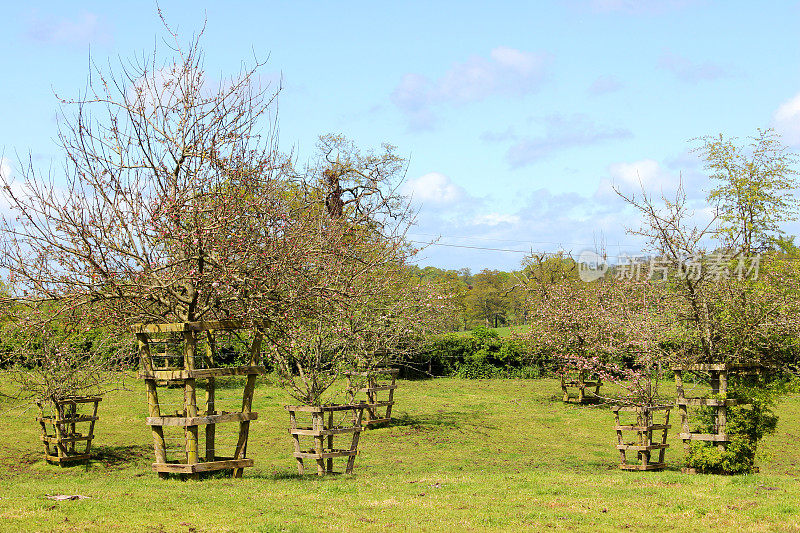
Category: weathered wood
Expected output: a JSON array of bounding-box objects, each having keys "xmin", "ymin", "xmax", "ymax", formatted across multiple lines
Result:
[
  {"xmin": 138, "ymin": 366, "xmax": 267, "ymax": 380},
  {"xmin": 675, "ymin": 398, "xmax": 738, "ymax": 407},
  {"xmin": 293, "ymin": 449, "xmax": 358, "ymax": 459},
  {"xmin": 286, "ymin": 404, "xmax": 368, "ymax": 413},
  {"xmin": 45, "ymin": 453, "xmax": 92, "ymax": 463},
  {"xmin": 672, "ymin": 365, "xmax": 751, "ymax": 455},
  {"xmin": 204, "ymin": 331, "xmax": 216, "ymax": 463},
  {"xmin": 233, "ymin": 373, "xmax": 257, "ymax": 478},
  {"xmin": 38, "ymin": 397, "xmax": 102, "ymax": 465},
  {"xmin": 616, "ymin": 443, "xmax": 669, "ymax": 451},
  {"xmin": 41, "ymin": 435, "xmax": 92, "ymax": 444},
  {"xmin": 346, "ymin": 406, "xmax": 364, "ymax": 474},
  {"xmin": 136, "ymin": 322, "xmax": 265, "ymax": 479},
  {"xmin": 351, "ymin": 385, "xmax": 397, "ymax": 393},
  {"xmin": 289, "ymin": 410, "xmax": 303, "ymax": 475},
  {"xmin": 152, "ymin": 458, "xmax": 254, "ymax": 474},
  {"xmin": 345, "ymin": 368, "xmax": 398, "ymax": 426},
  {"xmin": 614, "ymin": 405, "xmax": 671, "ymax": 471},
  {"xmin": 147, "ymin": 412, "xmax": 258, "ymax": 427},
  {"xmin": 286, "ymin": 404, "xmax": 366, "ymax": 475},
  {"xmin": 561, "ymin": 370, "xmax": 602, "ymax": 404},
  {"xmin": 619, "ymin": 462, "xmax": 667, "ymax": 471},
  {"xmin": 38, "ymin": 415, "xmax": 99, "ymax": 425},
  {"xmin": 677, "ymin": 432, "xmax": 729, "ymax": 442},
  {"xmin": 614, "ymin": 424, "xmax": 670, "ymax": 431}
]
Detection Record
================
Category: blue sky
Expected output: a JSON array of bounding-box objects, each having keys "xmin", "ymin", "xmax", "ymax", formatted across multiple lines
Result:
[{"xmin": 3, "ymin": 1, "xmax": 800, "ymax": 271}]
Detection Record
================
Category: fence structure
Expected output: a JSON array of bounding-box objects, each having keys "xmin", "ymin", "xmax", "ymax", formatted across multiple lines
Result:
[
  {"xmin": 38, "ymin": 396, "xmax": 102, "ymax": 465},
  {"xmin": 134, "ymin": 320, "xmax": 267, "ymax": 478},
  {"xmin": 346, "ymin": 368, "xmax": 398, "ymax": 426},
  {"xmin": 286, "ymin": 403, "xmax": 366, "ymax": 475},
  {"xmin": 613, "ymin": 405, "xmax": 671, "ymax": 471},
  {"xmin": 673, "ymin": 364, "xmax": 758, "ymax": 452},
  {"xmin": 561, "ymin": 370, "xmax": 603, "ymax": 404}
]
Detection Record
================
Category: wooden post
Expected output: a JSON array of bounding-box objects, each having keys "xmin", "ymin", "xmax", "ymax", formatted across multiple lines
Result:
[
  {"xmin": 613, "ymin": 405, "xmax": 671, "ymax": 471},
  {"xmin": 183, "ymin": 331, "xmax": 200, "ymax": 479},
  {"xmin": 346, "ymin": 405, "xmax": 364, "ymax": 474},
  {"xmin": 204, "ymin": 331, "xmax": 216, "ymax": 463},
  {"xmin": 385, "ymin": 372, "xmax": 396, "ymax": 420},
  {"xmin": 289, "ymin": 408, "xmax": 304, "ymax": 475},
  {"xmin": 233, "ymin": 371, "xmax": 257, "ymax": 478},
  {"xmin": 326, "ymin": 409, "xmax": 334, "ymax": 473},
  {"xmin": 138, "ymin": 332, "xmax": 168, "ymax": 477},
  {"xmin": 674, "ymin": 369, "xmax": 689, "ymax": 449},
  {"xmin": 136, "ymin": 321, "xmax": 265, "ymax": 479}
]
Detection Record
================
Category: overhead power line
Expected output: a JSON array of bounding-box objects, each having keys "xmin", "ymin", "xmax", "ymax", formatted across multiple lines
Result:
[{"xmin": 407, "ymin": 232, "xmax": 644, "ymax": 249}]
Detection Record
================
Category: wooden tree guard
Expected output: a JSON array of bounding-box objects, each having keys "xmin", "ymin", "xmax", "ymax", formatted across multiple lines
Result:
[
  {"xmin": 673, "ymin": 364, "xmax": 750, "ymax": 452},
  {"xmin": 613, "ymin": 405, "xmax": 671, "ymax": 471},
  {"xmin": 345, "ymin": 368, "xmax": 398, "ymax": 426},
  {"xmin": 561, "ymin": 370, "xmax": 602, "ymax": 403},
  {"xmin": 134, "ymin": 320, "xmax": 267, "ymax": 479},
  {"xmin": 286, "ymin": 403, "xmax": 366, "ymax": 475},
  {"xmin": 37, "ymin": 396, "xmax": 102, "ymax": 465}
]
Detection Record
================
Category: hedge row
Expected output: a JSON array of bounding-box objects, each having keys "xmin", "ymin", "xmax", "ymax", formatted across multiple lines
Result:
[{"xmin": 400, "ymin": 326, "xmax": 554, "ymax": 379}]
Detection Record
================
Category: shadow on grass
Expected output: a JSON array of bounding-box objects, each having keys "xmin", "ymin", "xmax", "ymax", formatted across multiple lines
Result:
[
  {"xmin": 385, "ymin": 413, "xmax": 462, "ymax": 430},
  {"xmin": 91, "ymin": 444, "xmax": 151, "ymax": 469}
]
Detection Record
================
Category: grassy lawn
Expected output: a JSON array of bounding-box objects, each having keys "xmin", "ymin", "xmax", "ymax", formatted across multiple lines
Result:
[{"xmin": 0, "ymin": 376, "xmax": 798, "ymax": 532}]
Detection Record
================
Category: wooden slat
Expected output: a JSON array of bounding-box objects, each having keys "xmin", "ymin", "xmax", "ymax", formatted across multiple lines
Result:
[
  {"xmin": 344, "ymin": 369, "xmax": 399, "ymax": 377},
  {"xmin": 677, "ymin": 432, "xmax": 728, "ymax": 442},
  {"xmin": 620, "ymin": 463, "xmax": 666, "ymax": 471},
  {"xmin": 138, "ymin": 366, "xmax": 267, "ymax": 381},
  {"xmin": 359, "ymin": 401, "xmax": 394, "ymax": 409},
  {"xmin": 147, "ymin": 411, "xmax": 258, "ymax": 427},
  {"xmin": 675, "ymin": 398, "xmax": 737, "ymax": 407},
  {"xmin": 293, "ymin": 449, "xmax": 358, "ymax": 460},
  {"xmin": 152, "ymin": 458, "xmax": 254, "ymax": 474},
  {"xmin": 289, "ymin": 427, "xmax": 361, "ymax": 436},
  {"xmin": 364, "ymin": 417, "xmax": 391, "ymax": 425},
  {"xmin": 615, "ymin": 424, "xmax": 670, "ymax": 431},
  {"xmin": 45, "ymin": 453, "xmax": 91, "ymax": 463},
  {"xmin": 351, "ymin": 385, "xmax": 397, "ymax": 393},
  {"xmin": 41, "ymin": 435, "xmax": 92, "ymax": 444},
  {"xmin": 286, "ymin": 404, "xmax": 366, "ymax": 413},
  {"xmin": 52, "ymin": 397, "xmax": 103, "ymax": 405},
  {"xmin": 616, "ymin": 443, "xmax": 669, "ymax": 451},
  {"xmin": 39, "ymin": 416, "xmax": 99, "ymax": 425},
  {"xmin": 612, "ymin": 405, "xmax": 672, "ymax": 413}
]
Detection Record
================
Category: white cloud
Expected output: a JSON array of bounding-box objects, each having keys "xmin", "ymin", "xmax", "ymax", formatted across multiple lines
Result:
[
  {"xmin": 595, "ymin": 159, "xmax": 681, "ymax": 199},
  {"xmin": 588, "ymin": 75, "xmax": 623, "ymax": 95},
  {"xmin": 402, "ymin": 172, "xmax": 465, "ymax": 205},
  {"xmin": 610, "ymin": 159, "xmax": 664, "ymax": 187},
  {"xmin": 392, "ymin": 47, "xmax": 549, "ymax": 130},
  {"xmin": 773, "ymin": 92, "xmax": 800, "ymax": 146},
  {"xmin": 507, "ymin": 114, "xmax": 632, "ymax": 167},
  {"xmin": 658, "ymin": 51, "xmax": 733, "ymax": 84},
  {"xmin": 27, "ymin": 11, "xmax": 111, "ymax": 46},
  {"xmin": 584, "ymin": 0, "xmax": 698, "ymax": 14},
  {"xmin": 473, "ymin": 213, "xmax": 521, "ymax": 226}
]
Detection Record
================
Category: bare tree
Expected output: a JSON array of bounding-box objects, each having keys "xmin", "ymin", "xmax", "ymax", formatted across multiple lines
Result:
[
  {"xmin": 266, "ymin": 136, "xmax": 453, "ymax": 405},
  {"xmin": 0, "ymin": 20, "xmax": 314, "ymax": 328}
]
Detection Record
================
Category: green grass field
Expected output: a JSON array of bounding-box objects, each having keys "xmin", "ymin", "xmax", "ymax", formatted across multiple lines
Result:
[{"xmin": 0, "ymin": 376, "xmax": 798, "ymax": 532}]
